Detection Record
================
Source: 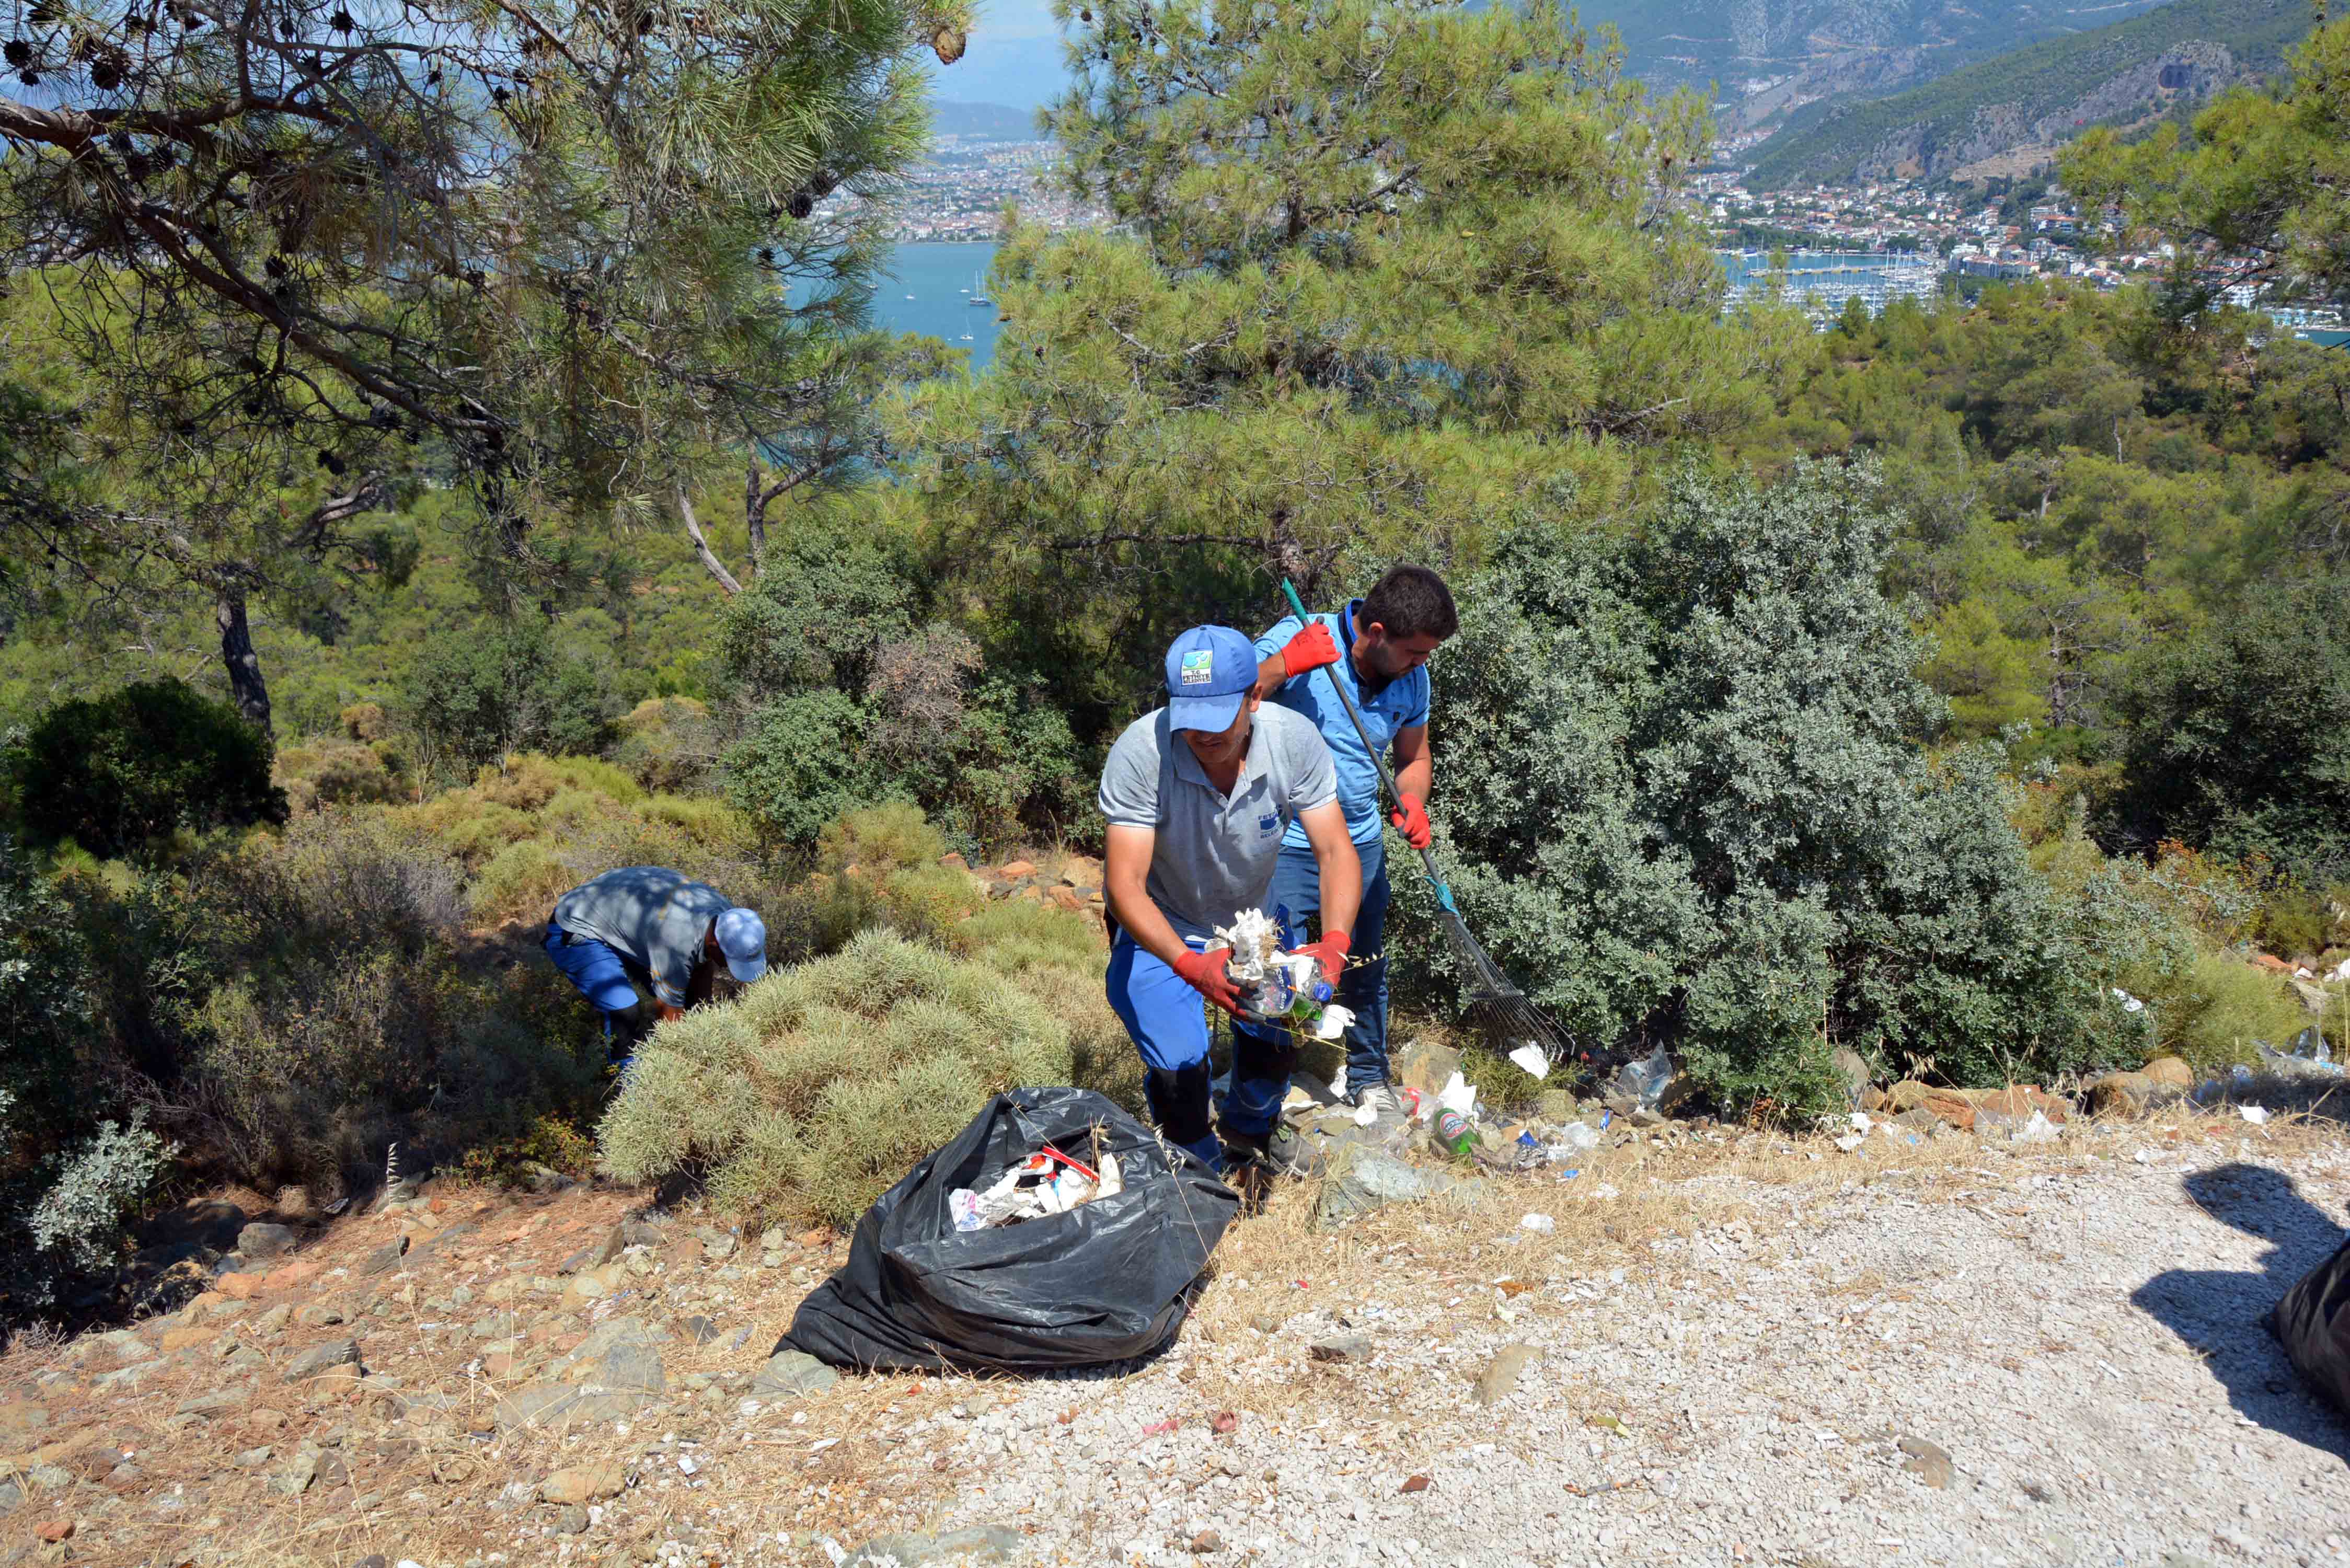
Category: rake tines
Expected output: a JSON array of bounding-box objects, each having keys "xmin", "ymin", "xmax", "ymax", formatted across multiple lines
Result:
[{"xmin": 1432, "ymin": 905, "xmax": 1585, "ymax": 1069}]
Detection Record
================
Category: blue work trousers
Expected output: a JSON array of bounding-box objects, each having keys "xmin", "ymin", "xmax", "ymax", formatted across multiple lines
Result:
[
  {"xmin": 1106, "ymin": 934, "xmax": 1293, "ymax": 1173},
  {"xmin": 544, "ymin": 920, "xmax": 646, "ymax": 1057},
  {"xmin": 1232, "ymin": 835, "xmax": 1392, "ymax": 1097}
]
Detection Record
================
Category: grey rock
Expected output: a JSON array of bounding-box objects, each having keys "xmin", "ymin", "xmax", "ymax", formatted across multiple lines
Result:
[
  {"xmin": 93, "ymin": 1360, "xmax": 167, "ymax": 1391},
  {"xmin": 680, "ymin": 1315, "xmax": 721, "ymax": 1346},
  {"xmin": 237, "ymin": 1445, "xmax": 274, "ymax": 1469},
  {"xmin": 295, "ymin": 1303, "xmax": 345, "ymax": 1328},
  {"xmin": 702, "ymin": 1231, "xmax": 738, "ymax": 1261},
  {"xmin": 1830, "ymin": 1045, "xmax": 1871, "ymax": 1104},
  {"xmin": 0, "ymin": 1477, "xmax": 21, "ymax": 1517},
  {"xmin": 1312, "ymin": 1146, "xmax": 1457, "ymax": 1227},
  {"xmin": 225, "ymin": 1346, "xmax": 269, "ymax": 1373},
  {"xmin": 25, "ymin": 1463, "xmax": 72, "ymax": 1490},
  {"xmin": 175, "ymin": 1389, "xmax": 244, "ymax": 1418},
  {"xmin": 283, "ymin": 1339, "xmax": 363, "ymax": 1381},
  {"xmin": 550, "ymin": 1503, "xmax": 591, "ymax": 1534},
  {"xmin": 592, "ymin": 1342, "xmax": 666, "ymax": 1394},
  {"xmin": 1898, "ymin": 1434, "xmax": 1954, "ymax": 1490},
  {"xmin": 843, "ymin": 1523, "xmax": 1021, "ymax": 1566},
  {"xmin": 237, "ymin": 1222, "xmax": 298, "ymax": 1260},
  {"xmin": 358, "ymin": 1238, "xmax": 409, "ymax": 1276},
  {"xmin": 1473, "ymin": 1342, "xmax": 1537, "ymax": 1405},
  {"xmin": 751, "ymin": 1350, "xmax": 838, "ymax": 1399},
  {"xmin": 411, "ymin": 1220, "xmax": 474, "ymax": 1257},
  {"xmin": 492, "ymin": 1382, "xmax": 659, "ymax": 1433},
  {"xmin": 269, "ymin": 1453, "xmax": 317, "ymax": 1496},
  {"xmin": 354, "ymin": 1558, "xmax": 388, "ymax": 1568},
  {"xmin": 590, "ymin": 1224, "xmax": 629, "ymax": 1267},
  {"xmin": 1308, "ymin": 1334, "xmax": 1372, "ymax": 1363},
  {"xmin": 251, "ymin": 1303, "xmax": 293, "ymax": 1335}
]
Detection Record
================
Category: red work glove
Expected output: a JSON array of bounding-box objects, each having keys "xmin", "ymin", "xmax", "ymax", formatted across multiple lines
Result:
[
  {"xmin": 1389, "ymin": 791, "xmax": 1432, "ymax": 849},
  {"xmin": 1172, "ymin": 946, "xmax": 1244, "ymax": 1016},
  {"xmin": 1278, "ymin": 621, "xmax": 1341, "ymax": 679},
  {"xmin": 1296, "ymin": 929, "xmax": 1351, "ymax": 988}
]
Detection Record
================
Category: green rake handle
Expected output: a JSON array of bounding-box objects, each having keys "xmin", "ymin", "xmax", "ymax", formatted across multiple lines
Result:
[{"xmin": 1278, "ymin": 578, "xmax": 1461, "ymax": 918}]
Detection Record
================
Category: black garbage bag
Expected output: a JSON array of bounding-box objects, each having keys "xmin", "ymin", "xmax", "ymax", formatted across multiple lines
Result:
[
  {"xmin": 2274, "ymin": 1231, "xmax": 2350, "ymax": 1413},
  {"xmin": 780, "ymin": 1086, "xmax": 1239, "ymax": 1374}
]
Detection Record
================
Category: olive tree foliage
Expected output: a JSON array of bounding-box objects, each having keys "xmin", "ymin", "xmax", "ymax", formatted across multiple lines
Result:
[
  {"xmin": 1423, "ymin": 463, "xmax": 2133, "ymax": 1110},
  {"xmin": 0, "ymin": 0, "xmax": 960, "ymax": 600},
  {"xmin": 901, "ymin": 0, "xmax": 1811, "ymax": 719}
]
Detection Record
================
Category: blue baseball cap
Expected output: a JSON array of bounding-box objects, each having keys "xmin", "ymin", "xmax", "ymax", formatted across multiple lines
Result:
[
  {"xmin": 714, "ymin": 905, "xmax": 767, "ymax": 984},
  {"xmin": 1164, "ymin": 625, "xmax": 1257, "ymax": 733}
]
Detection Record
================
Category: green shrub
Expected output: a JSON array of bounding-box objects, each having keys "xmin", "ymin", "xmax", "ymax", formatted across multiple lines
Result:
[
  {"xmin": 723, "ymin": 689, "xmax": 888, "ymax": 848},
  {"xmin": 2124, "ymin": 950, "xmax": 2315, "ymax": 1073},
  {"xmin": 26, "ymin": 1112, "xmax": 178, "ymax": 1274},
  {"xmin": 174, "ymin": 816, "xmax": 598, "ymax": 1192},
  {"xmin": 819, "ymin": 800, "xmax": 947, "ymax": 875},
  {"xmin": 471, "ymin": 839, "xmax": 578, "ymax": 925},
  {"xmin": 2106, "ymin": 575, "xmax": 2350, "ymax": 886},
  {"xmin": 613, "ymin": 698, "xmax": 719, "ymax": 793},
  {"xmin": 599, "ymin": 929, "xmax": 1090, "ymax": 1225},
  {"xmin": 11, "ymin": 679, "xmax": 289, "ymax": 858},
  {"xmin": 1429, "ymin": 463, "xmax": 2119, "ymax": 1111},
  {"xmin": 278, "ymin": 740, "xmax": 405, "ymax": 813},
  {"xmin": 400, "ymin": 622, "xmax": 623, "ymax": 777}
]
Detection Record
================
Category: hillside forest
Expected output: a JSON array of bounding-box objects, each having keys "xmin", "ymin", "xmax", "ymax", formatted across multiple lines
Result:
[{"xmin": 1, "ymin": 0, "xmax": 2346, "ymax": 1319}]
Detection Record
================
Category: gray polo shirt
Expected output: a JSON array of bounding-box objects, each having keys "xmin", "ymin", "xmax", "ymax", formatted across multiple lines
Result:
[
  {"xmin": 1097, "ymin": 705, "xmax": 1339, "ymax": 942},
  {"xmin": 552, "ymin": 866, "xmax": 732, "ymax": 1009}
]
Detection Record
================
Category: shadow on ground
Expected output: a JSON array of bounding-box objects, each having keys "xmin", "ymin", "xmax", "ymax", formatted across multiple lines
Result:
[{"xmin": 2132, "ymin": 1161, "xmax": 2350, "ymax": 1461}]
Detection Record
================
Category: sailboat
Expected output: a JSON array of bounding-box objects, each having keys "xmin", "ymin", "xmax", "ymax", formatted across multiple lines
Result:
[{"xmin": 968, "ymin": 270, "xmax": 992, "ymax": 307}]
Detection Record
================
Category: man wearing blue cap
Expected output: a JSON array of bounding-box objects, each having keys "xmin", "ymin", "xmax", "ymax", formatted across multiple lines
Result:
[
  {"xmin": 544, "ymin": 867, "xmax": 769, "ymax": 1064},
  {"xmin": 1098, "ymin": 626, "xmax": 1363, "ymax": 1175}
]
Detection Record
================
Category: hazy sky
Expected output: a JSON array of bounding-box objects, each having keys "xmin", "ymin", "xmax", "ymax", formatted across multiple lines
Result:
[{"xmin": 928, "ymin": 0, "xmax": 1074, "ymax": 110}]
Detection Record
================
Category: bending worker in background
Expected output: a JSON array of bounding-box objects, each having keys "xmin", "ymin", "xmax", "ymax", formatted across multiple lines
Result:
[
  {"xmin": 1100, "ymin": 626, "xmax": 1362, "ymax": 1177},
  {"xmin": 544, "ymin": 866, "xmax": 769, "ymax": 1065},
  {"xmin": 1247, "ymin": 564, "xmax": 1459, "ymax": 1120}
]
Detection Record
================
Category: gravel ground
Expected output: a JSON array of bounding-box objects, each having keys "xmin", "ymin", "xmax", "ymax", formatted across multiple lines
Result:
[{"xmin": 899, "ymin": 1133, "xmax": 2350, "ymax": 1568}]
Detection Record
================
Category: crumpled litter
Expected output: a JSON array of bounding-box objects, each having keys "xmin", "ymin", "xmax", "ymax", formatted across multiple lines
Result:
[
  {"xmin": 2012, "ymin": 1110, "xmax": 2059, "ymax": 1144},
  {"xmin": 1834, "ymin": 1110, "xmax": 1871, "ymax": 1152},
  {"xmin": 1436, "ymin": 1072, "xmax": 1477, "ymax": 1117},
  {"xmin": 1508, "ymin": 1044, "xmax": 1551, "ymax": 1079},
  {"xmin": 950, "ymin": 1144, "xmax": 1123, "ymax": 1231}
]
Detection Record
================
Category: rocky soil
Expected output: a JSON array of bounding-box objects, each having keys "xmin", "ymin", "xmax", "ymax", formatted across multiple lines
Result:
[{"xmin": 3, "ymin": 1107, "xmax": 2347, "ymax": 1568}]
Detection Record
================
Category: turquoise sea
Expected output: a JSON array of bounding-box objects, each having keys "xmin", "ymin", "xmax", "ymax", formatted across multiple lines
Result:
[{"xmin": 873, "ymin": 241, "xmax": 1005, "ymax": 369}]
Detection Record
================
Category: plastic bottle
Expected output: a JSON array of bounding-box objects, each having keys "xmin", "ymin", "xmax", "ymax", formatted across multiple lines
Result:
[{"xmin": 1434, "ymin": 1108, "xmax": 1477, "ymax": 1159}]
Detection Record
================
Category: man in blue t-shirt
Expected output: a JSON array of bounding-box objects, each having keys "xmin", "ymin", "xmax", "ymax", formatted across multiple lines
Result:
[{"xmin": 1244, "ymin": 564, "xmax": 1459, "ymax": 1117}]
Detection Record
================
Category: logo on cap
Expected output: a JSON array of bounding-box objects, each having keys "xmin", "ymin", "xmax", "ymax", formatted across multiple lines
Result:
[{"xmin": 1179, "ymin": 650, "xmax": 1214, "ymax": 686}]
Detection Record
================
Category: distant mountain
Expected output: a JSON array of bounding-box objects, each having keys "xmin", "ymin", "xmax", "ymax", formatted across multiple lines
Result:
[
  {"xmin": 1745, "ymin": 0, "xmax": 2310, "ymax": 186},
  {"xmin": 1578, "ymin": 0, "xmax": 2175, "ymax": 119},
  {"xmin": 928, "ymin": 100, "xmax": 1044, "ymax": 141}
]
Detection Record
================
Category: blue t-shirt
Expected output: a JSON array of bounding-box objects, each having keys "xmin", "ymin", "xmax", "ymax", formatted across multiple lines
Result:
[{"xmin": 1254, "ymin": 600, "xmax": 1431, "ymax": 848}]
